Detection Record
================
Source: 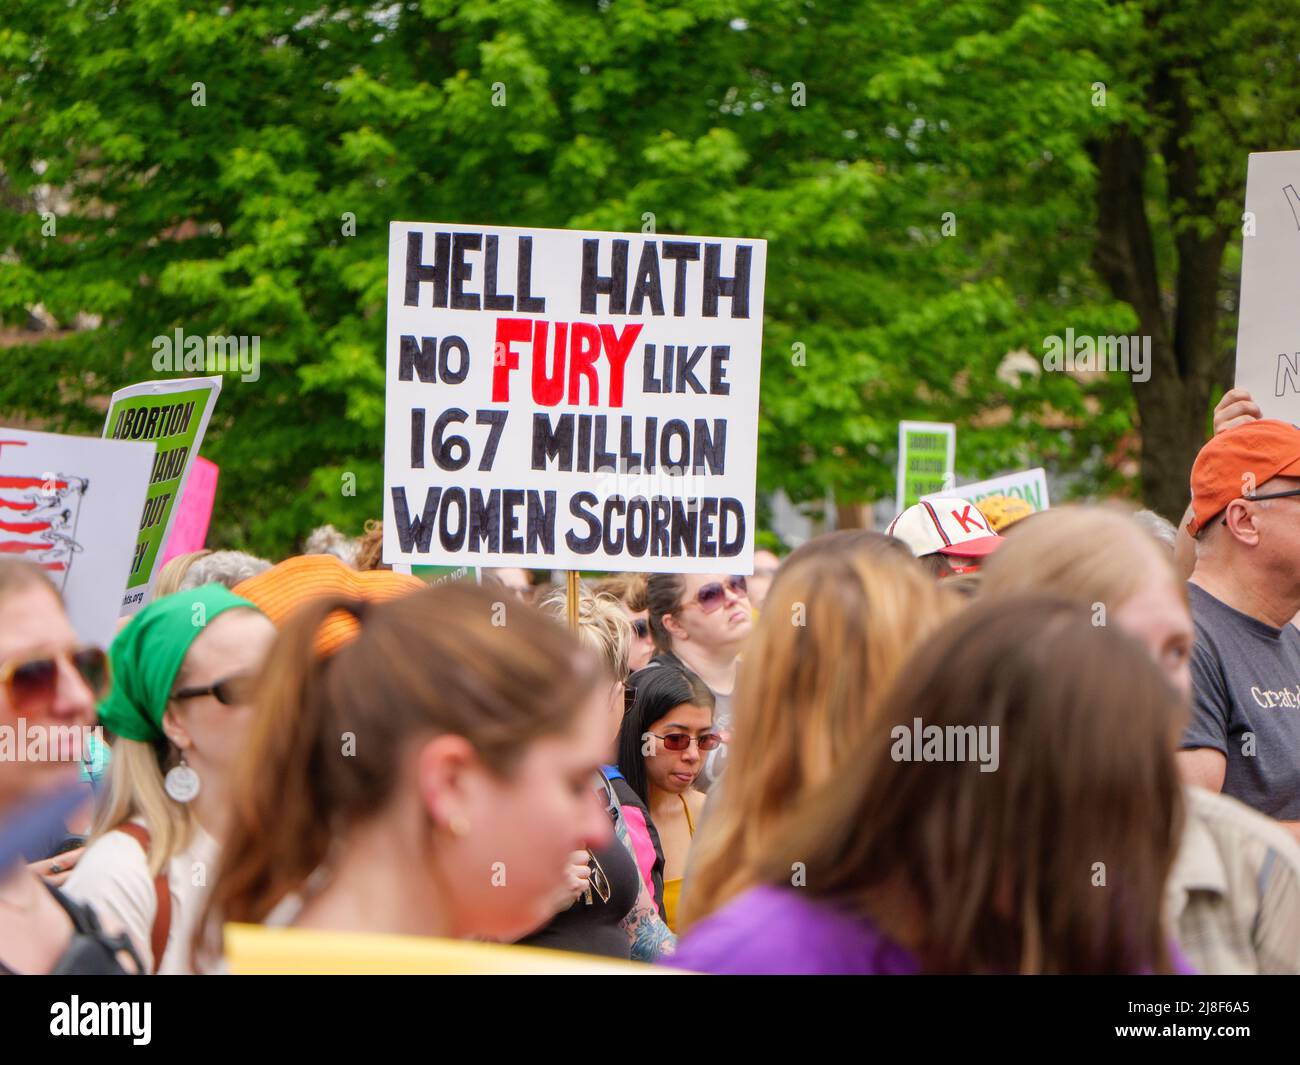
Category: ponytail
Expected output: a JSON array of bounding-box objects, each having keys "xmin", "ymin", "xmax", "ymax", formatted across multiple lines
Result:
[
  {"xmin": 196, "ymin": 595, "xmax": 365, "ymax": 956},
  {"xmin": 197, "ymin": 582, "xmax": 601, "ymax": 961}
]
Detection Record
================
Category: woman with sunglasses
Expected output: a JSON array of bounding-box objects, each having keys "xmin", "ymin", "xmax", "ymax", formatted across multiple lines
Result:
[
  {"xmin": 62, "ymin": 585, "xmax": 276, "ymax": 973},
  {"xmin": 644, "ymin": 572, "xmax": 751, "ymax": 792},
  {"xmin": 616, "ymin": 666, "xmax": 718, "ymax": 934},
  {"xmin": 0, "ymin": 561, "xmax": 107, "ymax": 880},
  {"xmin": 0, "ymin": 559, "xmax": 142, "ymax": 974},
  {"xmin": 591, "ymin": 573, "xmax": 654, "ymax": 672}
]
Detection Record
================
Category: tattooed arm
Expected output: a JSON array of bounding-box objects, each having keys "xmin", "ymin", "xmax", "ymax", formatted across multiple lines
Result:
[{"xmin": 613, "ymin": 808, "xmax": 676, "ymax": 961}]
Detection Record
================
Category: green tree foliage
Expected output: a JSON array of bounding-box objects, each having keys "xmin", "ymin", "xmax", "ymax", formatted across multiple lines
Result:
[{"xmin": 1, "ymin": 0, "xmax": 1296, "ymax": 554}]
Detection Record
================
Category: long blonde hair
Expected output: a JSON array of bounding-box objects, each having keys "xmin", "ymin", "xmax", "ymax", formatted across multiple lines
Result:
[
  {"xmin": 678, "ymin": 544, "xmax": 952, "ymax": 930},
  {"xmin": 90, "ymin": 738, "xmax": 195, "ymax": 876}
]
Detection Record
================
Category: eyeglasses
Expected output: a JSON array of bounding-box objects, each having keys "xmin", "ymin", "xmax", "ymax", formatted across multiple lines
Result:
[
  {"xmin": 172, "ymin": 673, "xmax": 257, "ymax": 706},
  {"xmin": 0, "ymin": 647, "xmax": 109, "ymax": 713},
  {"xmin": 648, "ymin": 731, "xmax": 723, "ymax": 752},
  {"xmin": 682, "ymin": 576, "xmax": 748, "ymax": 614},
  {"xmin": 1220, "ymin": 486, "xmax": 1300, "ymax": 526},
  {"xmin": 1246, "ymin": 486, "xmax": 1300, "ymax": 502},
  {"xmin": 631, "ymin": 618, "xmax": 651, "ymax": 639}
]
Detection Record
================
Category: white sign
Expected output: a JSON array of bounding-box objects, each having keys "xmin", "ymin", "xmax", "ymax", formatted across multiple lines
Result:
[
  {"xmin": 102, "ymin": 376, "xmax": 222, "ymax": 614},
  {"xmin": 382, "ymin": 222, "xmax": 767, "ymax": 573},
  {"xmin": 1237, "ymin": 150, "xmax": 1300, "ymax": 422},
  {"xmin": 0, "ymin": 429, "xmax": 154, "ymax": 646},
  {"xmin": 923, "ymin": 467, "xmax": 1050, "ymax": 512}
]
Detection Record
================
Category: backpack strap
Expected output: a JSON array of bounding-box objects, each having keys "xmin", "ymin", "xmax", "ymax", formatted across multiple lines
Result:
[{"xmin": 112, "ymin": 823, "xmax": 172, "ymax": 974}]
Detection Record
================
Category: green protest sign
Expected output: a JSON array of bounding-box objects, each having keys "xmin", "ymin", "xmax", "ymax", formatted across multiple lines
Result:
[
  {"xmin": 896, "ymin": 421, "xmax": 956, "ymax": 509},
  {"xmin": 397, "ymin": 563, "xmax": 480, "ymax": 585},
  {"xmin": 102, "ymin": 376, "xmax": 222, "ymax": 613}
]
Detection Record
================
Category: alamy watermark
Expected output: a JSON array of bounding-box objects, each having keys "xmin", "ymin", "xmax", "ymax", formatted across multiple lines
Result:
[
  {"xmin": 0, "ymin": 721, "xmax": 103, "ymax": 763},
  {"xmin": 1042, "ymin": 328, "xmax": 1150, "ymax": 383},
  {"xmin": 152, "ymin": 328, "xmax": 260, "ymax": 382},
  {"xmin": 890, "ymin": 717, "xmax": 999, "ymax": 772}
]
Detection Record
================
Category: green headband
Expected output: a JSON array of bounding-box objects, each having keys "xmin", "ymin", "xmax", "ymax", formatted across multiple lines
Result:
[{"xmin": 98, "ymin": 585, "xmax": 262, "ymax": 743}]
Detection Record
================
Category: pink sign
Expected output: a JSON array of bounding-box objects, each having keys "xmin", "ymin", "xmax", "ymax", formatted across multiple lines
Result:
[{"xmin": 159, "ymin": 457, "xmax": 218, "ymax": 565}]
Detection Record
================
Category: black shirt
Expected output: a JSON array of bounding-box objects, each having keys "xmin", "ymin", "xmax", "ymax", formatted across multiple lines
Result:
[{"xmin": 516, "ymin": 775, "xmax": 641, "ymax": 959}]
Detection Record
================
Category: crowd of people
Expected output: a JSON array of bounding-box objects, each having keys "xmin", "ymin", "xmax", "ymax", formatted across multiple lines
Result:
[{"xmin": 2, "ymin": 388, "xmax": 1298, "ymax": 975}]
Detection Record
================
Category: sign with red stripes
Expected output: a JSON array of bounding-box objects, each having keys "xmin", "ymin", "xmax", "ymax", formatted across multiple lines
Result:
[{"xmin": 0, "ymin": 429, "xmax": 153, "ymax": 645}]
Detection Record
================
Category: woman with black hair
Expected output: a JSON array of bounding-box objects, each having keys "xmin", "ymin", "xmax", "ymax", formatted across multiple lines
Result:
[{"xmin": 615, "ymin": 666, "xmax": 718, "ymax": 934}]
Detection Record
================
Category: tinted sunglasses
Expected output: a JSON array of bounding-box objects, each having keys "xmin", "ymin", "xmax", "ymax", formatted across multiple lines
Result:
[
  {"xmin": 631, "ymin": 618, "xmax": 651, "ymax": 639},
  {"xmin": 0, "ymin": 647, "xmax": 109, "ymax": 713},
  {"xmin": 172, "ymin": 672, "xmax": 257, "ymax": 706},
  {"xmin": 685, "ymin": 576, "xmax": 747, "ymax": 614},
  {"xmin": 649, "ymin": 731, "xmax": 723, "ymax": 752}
]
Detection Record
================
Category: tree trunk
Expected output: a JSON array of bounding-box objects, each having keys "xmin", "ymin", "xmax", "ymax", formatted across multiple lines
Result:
[{"xmin": 1089, "ymin": 98, "xmax": 1232, "ymax": 522}]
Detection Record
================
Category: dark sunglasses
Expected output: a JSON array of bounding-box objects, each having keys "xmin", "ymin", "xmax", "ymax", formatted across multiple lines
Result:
[
  {"xmin": 649, "ymin": 731, "xmax": 723, "ymax": 752},
  {"xmin": 584, "ymin": 848, "xmax": 612, "ymax": 905},
  {"xmin": 172, "ymin": 672, "xmax": 257, "ymax": 706},
  {"xmin": 0, "ymin": 647, "xmax": 109, "ymax": 713},
  {"xmin": 631, "ymin": 618, "xmax": 651, "ymax": 639},
  {"xmin": 685, "ymin": 576, "xmax": 748, "ymax": 614}
]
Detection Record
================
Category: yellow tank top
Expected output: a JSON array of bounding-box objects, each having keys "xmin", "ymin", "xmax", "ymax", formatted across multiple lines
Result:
[{"xmin": 661, "ymin": 794, "xmax": 697, "ymax": 934}]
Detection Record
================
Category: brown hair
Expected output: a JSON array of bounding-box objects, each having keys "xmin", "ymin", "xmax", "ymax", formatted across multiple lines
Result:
[
  {"xmin": 645, "ymin": 572, "xmax": 686, "ymax": 653},
  {"xmin": 774, "ymin": 530, "xmax": 915, "ymax": 580},
  {"xmin": 354, "ymin": 519, "xmax": 388, "ymax": 571},
  {"xmin": 201, "ymin": 581, "xmax": 602, "ymax": 942},
  {"xmin": 756, "ymin": 595, "xmax": 1186, "ymax": 974},
  {"xmin": 679, "ymin": 547, "xmax": 953, "ymax": 930},
  {"xmin": 591, "ymin": 572, "xmax": 648, "ymax": 613}
]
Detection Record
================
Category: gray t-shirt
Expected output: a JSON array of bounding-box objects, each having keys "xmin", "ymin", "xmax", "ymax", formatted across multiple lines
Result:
[
  {"xmin": 1182, "ymin": 582, "xmax": 1300, "ymax": 820},
  {"xmin": 696, "ymin": 686, "xmax": 731, "ymax": 793}
]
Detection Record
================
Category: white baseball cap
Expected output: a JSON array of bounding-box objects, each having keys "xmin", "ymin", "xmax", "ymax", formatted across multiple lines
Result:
[{"xmin": 886, "ymin": 497, "xmax": 1003, "ymax": 558}]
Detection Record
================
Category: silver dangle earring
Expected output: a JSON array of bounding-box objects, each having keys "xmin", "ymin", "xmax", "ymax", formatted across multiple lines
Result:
[{"xmin": 164, "ymin": 755, "xmax": 201, "ymax": 803}]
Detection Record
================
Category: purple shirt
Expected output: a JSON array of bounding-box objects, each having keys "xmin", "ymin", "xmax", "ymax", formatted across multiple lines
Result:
[{"xmin": 667, "ymin": 885, "xmax": 1198, "ymax": 975}]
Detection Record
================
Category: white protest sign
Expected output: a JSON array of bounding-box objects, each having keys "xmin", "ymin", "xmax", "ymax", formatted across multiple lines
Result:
[
  {"xmin": 383, "ymin": 222, "xmax": 766, "ymax": 573},
  {"xmin": 1236, "ymin": 150, "xmax": 1300, "ymax": 422},
  {"xmin": 102, "ymin": 376, "xmax": 222, "ymax": 614},
  {"xmin": 923, "ymin": 467, "xmax": 1050, "ymax": 512},
  {"xmin": 0, "ymin": 429, "xmax": 154, "ymax": 646}
]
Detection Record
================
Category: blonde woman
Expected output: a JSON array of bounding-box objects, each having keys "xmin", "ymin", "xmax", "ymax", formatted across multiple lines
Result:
[
  {"xmin": 979, "ymin": 504, "xmax": 1300, "ymax": 974},
  {"xmin": 517, "ymin": 590, "xmax": 675, "ymax": 961},
  {"xmin": 63, "ymin": 586, "xmax": 276, "ymax": 973},
  {"xmin": 678, "ymin": 533, "xmax": 951, "ymax": 932}
]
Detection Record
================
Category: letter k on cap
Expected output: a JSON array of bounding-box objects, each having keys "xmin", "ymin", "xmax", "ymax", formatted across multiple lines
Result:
[{"xmin": 886, "ymin": 497, "xmax": 1004, "ymax": 559}]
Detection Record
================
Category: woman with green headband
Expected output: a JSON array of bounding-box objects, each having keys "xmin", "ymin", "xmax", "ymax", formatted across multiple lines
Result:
[{"xmin": 63, "ymin": 585, "xmax": 276, "ymax": 974}]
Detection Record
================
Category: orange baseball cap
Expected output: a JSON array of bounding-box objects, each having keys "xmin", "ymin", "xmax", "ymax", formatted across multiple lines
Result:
[
  {"xmin": 233, "ymin": 554, "xmax": 424, "ymax": 654},
  {"xmin": 1187, "ymin": 419, "xmax": 1300, "ymax": 536}
]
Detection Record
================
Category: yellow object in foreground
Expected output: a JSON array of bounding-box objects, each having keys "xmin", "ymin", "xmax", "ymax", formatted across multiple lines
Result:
[{"xmin": 224, "ymin": 923, "xmax": 680, "ymax": 975}]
